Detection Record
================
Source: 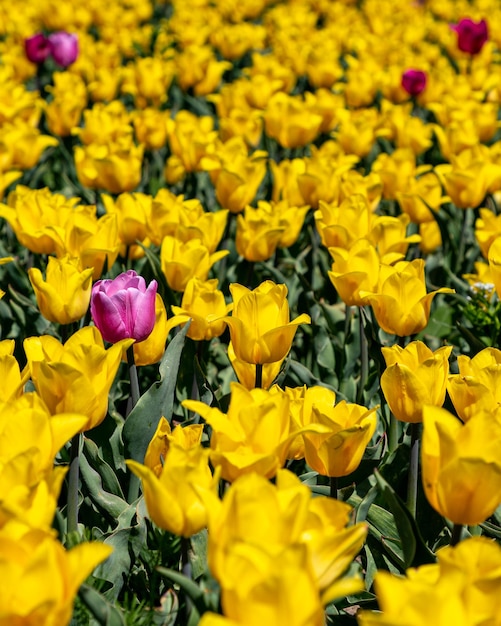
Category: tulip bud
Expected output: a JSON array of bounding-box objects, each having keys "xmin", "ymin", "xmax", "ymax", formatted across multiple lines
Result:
[
  {"xmin": 401, "ymin": 69, "xmax": 427, "ymax": 97},
  {"xmin": 24, "ymin": 32, "xmax": 51, "ymax": 64},
  {"xmin": 90, "ymin": 270, "xmax": 158, "ymax": 343},
  {"xmin": 48, "ymin": 31, "xmax": 79, "ymax": 67},
  {"xmin": 450, "ymin": 18, "xmax": 488, "ymax": 55}
]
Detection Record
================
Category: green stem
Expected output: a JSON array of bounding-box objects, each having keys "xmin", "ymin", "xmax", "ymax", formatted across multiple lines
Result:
[
  {"xmin": 126, "ymin": 345, "xmax": 141, "ymax": 502},
  {"xmin": 357, "ymin": 307, "xmax": 369, "ymax": 404},
  {"xmin": 407, "ymin": 422, "xmax": 421, "ymax": 518},
  {"xmin": 67, "ymin": 433, "xmax": 81, "ymax": 536},
  {"xmin": 127, "ymin": 344, "xmax": 140, "ymax": 411},
  {"xmin": 330, "ymin": 476, "xmax": 338, "ymax": 500},
  {"xmin": 450, "ymin": 523, "xmax": 463, "ymax": 546},
  {"xmin": 255, "ymin": 363, "xmax": 263, "ymax": 389},
  {"xmin": 388, "ymin": 414, "xmax": 400, "ymax": 453},
  {"xmin": 181, "ymin": 536, "xmax": 192, "ymax": 619}
]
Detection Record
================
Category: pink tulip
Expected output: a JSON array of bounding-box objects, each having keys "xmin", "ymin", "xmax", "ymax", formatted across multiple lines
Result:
[
  {"xmin": 24, "ymin": 33, "xmax": 51, "ymax": 64},
  {"xmin": 401, "ymin": 69, "xmax": 427, "ymax": 96},
  {"xmin": 48, "ymin": 31, "xmax": 79, "ymax": 67},
  {"xmin": 450, "ymin": 18, "xmax": 488, "ymax": 55},
  {"xmin": 91, "ymin": 270, "xmax": 158, "ymax": 344}
]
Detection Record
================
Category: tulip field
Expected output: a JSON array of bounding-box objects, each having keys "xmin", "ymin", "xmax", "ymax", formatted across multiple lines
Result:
[{"xmin": 3, "ymin": 0, "xmax": 501, "ymax": 624}]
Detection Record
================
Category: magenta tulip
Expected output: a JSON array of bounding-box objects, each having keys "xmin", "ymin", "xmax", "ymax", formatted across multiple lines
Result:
[
  {"xmin": 401, "ymin": 69, "xmax": 427, "ymax": 96},
  {"xmin": 451, "ymin": 18, "xmax": 488, "ymax": 55},
  {"xmin": 24, "ymin": 33, "xmax": 51, "ymax": 64},
  {"xmin": 91, "ymin": 270, "xmax": 158, "ymax": 344},
  {"xmin": 48, "ymin": 31, "xmax": 79, "ymax": 67}
]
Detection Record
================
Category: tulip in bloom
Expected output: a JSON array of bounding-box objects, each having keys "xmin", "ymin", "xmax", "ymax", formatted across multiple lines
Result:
[
  {"xmin": 48, "ymin": 31, "xmax": 79, "ymax": 67},
  {"xmin": 421, "ymin": 406, "xmax": 501, "ymax": 526},
  {"xmin": 24, "ymin": 327, "xmax": 132, "ymax": 431},
  {"xmin": 91, "ymin": 270, "xmax": 157, "ymax": 344},
  {"xmin": 28, "ymin": 255, "xmax": 94, "ymax": 325},
  {"xmin": 447, "ymin": 347, "xmax": 501, "ymax": 422},
  {"xmin": 360, "ymin": 259, "xmax": 454, "ymax": 337},
  {"xmin": 224, "ymin": 281, "xmax": 311, "ymax": 365},
  {"xmin": 184, "ymin": 383, "xmax": 297, "ymax": 482},
  {"xmin": 300, "ymin": 390, "xmax": 378, "ymax": 478},
  {"xmin": 24, "ymin": 32, "xmax": 51, "ymax": 64},
  {"xmin": 451, "ymin": 18, "xmax": 488, "ymax": 55},
  {"xmin": 0, "ymin": 524, "xmax": 112, "ymax": 626},
  {"xmin": 358, "ymin": 537, "xmax": 501, "ymax": 626},
  {"xmin": 328, "ymin": 240, "xmax": 380, "ymax": 307},
  {"xmin": 171, "ymin": 277, "xmax": 232, "ymax": 341},
  {"xmin": 381, "ymin": 341, "xmax": 452, "ymax": 423},
  {"xmin": 401, "ymin": 69, "xmax": 427, "ymax": 97},
  {"xmin": 127, "ymin": 419, "xmax": 218, "ymax": 537}
]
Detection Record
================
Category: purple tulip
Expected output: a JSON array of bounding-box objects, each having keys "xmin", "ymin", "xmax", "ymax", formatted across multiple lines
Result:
[
  {"xmin": 91, "ymin": 270, "xmax": 158, "ymax": 344},
  {"xmin": 450, "ymin": 18, "xmax": 488, "ymax": 55},
  {"xmin": 24, "ymin": 33, "xmax": 51, "ymax": 64},
  {"xmin": 401, "ymin": 69, "xmax": 427, "ymax": 97},
  {"xmin": 48, "ymin": 31, "xmax": 79, "ymax": 67}
]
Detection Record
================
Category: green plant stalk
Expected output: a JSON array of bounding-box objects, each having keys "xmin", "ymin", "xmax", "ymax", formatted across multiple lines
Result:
[
  {"xmin": 450, "ymin": 523, "xmax": 463, "ymax": 546},
  {"xmin": 330, "ymin": 476, "xmax": 338, "ymax": 500},
  {"xmin": 255, "ymin": 363, "xmax": 263, "ymax": 389},
  {"xmin": 357, "ymin": 307, "xmax": 368, "ymax": 404},
  {"xmin": 127, "ymin": 345, "xmax": 141, "ymax": 503},
  {"xmin": 67, "ymin": 433, "xmax": 81, "ymax": 536},
  {"xmin": 181, "ymin": 536, "xmax": 193, "ymax": 621},
  {"xmin": 407, "ymin": 422, "xmax": 421, "ymax": 518},
  {"xmin": 388, "ymin": 415, "xmax": 400, "ymax": 453}
]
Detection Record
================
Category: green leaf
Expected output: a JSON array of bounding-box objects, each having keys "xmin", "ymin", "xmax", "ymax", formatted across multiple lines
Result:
[
  {"xmin": 83, "ymin": 437, "xmax": 125, "ymax": 499},
  {"xmin": 79, "ymin": 451, "xmax": 129, "ymax": 520},
  {"xmin": 374, "ymin": 470, "xmax": 435, "ymax": 568},
  {"xmin": 156, "ymin": 567, "xmax": 212, "ymax": 616},
  {"xmin": 123, "ymin": 322, "xmax": 190, "ymax": 464},
  {"xmin": 78, "ymin": 584, "xmax": 125, "ymax": 626}
]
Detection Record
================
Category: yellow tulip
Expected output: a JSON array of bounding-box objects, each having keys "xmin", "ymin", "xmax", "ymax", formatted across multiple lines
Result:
[
  {"xmin": 128, "ymin": 293, "xmax": 188, "ymax": 366},
  {"xmin": 183, "ymin": 383, "xmax": 294, "ymax": 482},
  {"xmin": 263, "ymin": 92, "xmax": 323, "ymax": 149},
  {"xmin": 24, "ymin": 327, "xmax": 132, "ymax": 431},
  {"xmin": 328, "ymin": 240, "xmax": 380, "ymax": 307},
  {"xmin": 224, "ymin": 281, "xmax": 311, "ymax": 365},
  {"xmin": 421, "ymin": 406, "xmax": 501, "ymax": 525},
  {"xmin": 235, "ymin": 205, "xmax": 285, "ymax": 262},
  {"xmin": 0, "ymin": 338, "xmax": 29, "ymax": 401},
  {"xmin": 0, "ymin": 525, "xmax": 112, "ymax": 626},
  {"xmin": 381, "ymin": 341, "xmax": 452, "ymax": 423},
  {"xmin": 447, "ymin": 347, "xmax": 501, "ymax": 422},
  {"xmin": 101, "ymin": 192, "xmax": 151, "ymax": 248},
  {"xmin": 487, "ymin": 235, "xmax": 501, "ymax": 299},
  {"xmin": 28, "ymin": 255, "xmax": 94, "ymax": 325},
  {"xmin": 127, "ymin": 419, "xmax": 217, "ymax": 537},
  {"xmin": 160, "ymin": 235, "xmax": 229, "ymax": 292},
  {"xmin": 359, "ymin": 537, "xmax": 501, "ymax": 626},
  {"xmin": 302, "ymin": 396, "xmax": 378, "ymax": 478},
  {"xmin": 171, "ymin": 277, "xmax": 232, "ymax": 341},
  {"xmin": 227, "ymin": 342, "xmax": 284, "ymax": 390},
  {"xmin": 361, "ymin": 259, "xmax": 454, "ymax": 337}
]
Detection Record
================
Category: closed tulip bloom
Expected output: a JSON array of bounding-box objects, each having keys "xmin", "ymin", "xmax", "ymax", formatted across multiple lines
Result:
[
  {"xmin": 224, "ymin": 281, "xmax": 311, "ymax": 365},
  {"xmin": 381, "ymin": 341, "xmax": 452, "ymax": 423},
  {"xmin": 451, "ymin": 18, "xmax": 488, "ymax": 55},
  {"xmin": 401, "ymin": 70, "xmax": 427, "ymax": 97},
  {"xmin": 160, "ymin": 235, "xmax": 229, "ymax": 292},
  {"xmin": 91, "ymin": 270, "xmax": 157, "ymax": 344},
  {"xmin": 421, "ymin": 406, "xmax": 501, "ymax": 526},
  {"xmin": 24, "ymin": 32, "xmax": 51, "ymax": 64},
  {"xmin": 48, "ymin": 31, "xmax": 79, "ymax": 67},
  {"xmin": 0, "ymin": 526, "xmax": 112, "ymax": 626},
  {"xmin": 328, "ymin": 240, "xmax": 380, "ymax": 307},
  {"xmin": 447, "ymin": 348, "xmax": 501, "ymax": 422},
  {"xmin": 360, "ymin": 259, "xmax": 454, "ymax": 337},
  {"xmin": 302, "ymin": 397, "xmax": 378, "ymax": 478},
  {"xmin": 171, "ymin": 277, "xmax": 232, "ymax": 341},
  {"xmin": 487, "ymin": 236, "xmax": 501, "ymax": 300},
  {"xmin": 24, "ymin": 327, "xmax": 132, "ymax": 431},
  {"xmin": 127, "ymin": 420, "xmax": 217, "ymax": 537},
  {"xmin": 28, "ymin": 255, "xmax": 94, "ymax": 325}
]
